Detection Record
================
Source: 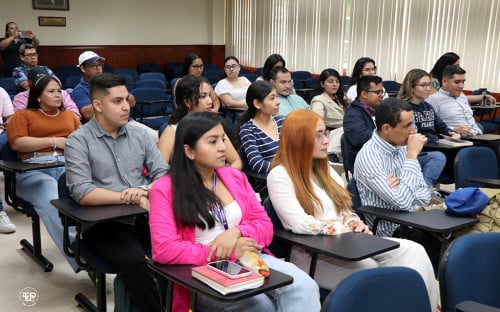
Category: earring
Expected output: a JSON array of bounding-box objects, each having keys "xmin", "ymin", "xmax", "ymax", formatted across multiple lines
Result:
[{"xmin": 37, "ymin": 98, "xmax": 40, "ymax": 102}]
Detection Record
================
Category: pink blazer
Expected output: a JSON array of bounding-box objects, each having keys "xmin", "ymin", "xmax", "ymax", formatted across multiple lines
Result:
[{"xmin": 149, "ymin": 166, "xmax": 273, "ymax": 311}]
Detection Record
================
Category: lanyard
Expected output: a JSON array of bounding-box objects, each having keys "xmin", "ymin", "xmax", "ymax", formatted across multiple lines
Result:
[{"xmin": 210, "ymin": 172, "xmax": 229, "ymax": 230}]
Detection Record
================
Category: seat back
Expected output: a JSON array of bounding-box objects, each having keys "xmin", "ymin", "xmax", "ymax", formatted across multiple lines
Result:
[
  {"xmin": 139, "ymin": 72, "xmax": 166, "ymax": 82},
  {"xmin": 137, "ymin": 63, "xmax": 162, "ymax": 74},
  {"xmin": 114, "ymin": 68, "xmax": 139, "ymax": 82},
  {"xmin": 134, "ymin": 79, "xmax": 166, "ymax": 90},
  {"xmin": 262, "ymin": 197, "xmax": 291, "ymax": 260},
  {"xmin": 454, "ymin": 146, "xmax": 498, "ymax": 189},
  {"xmin": 65, "ymin": 75, "xmax": 82, "ymax": 89},
  {"xmin": 0, "ymin": 77, "xmax": 17, "ymax": 95},
  {"xmin": 439, "ymin": 233, "xmax": 500, "ymax": 311},
  {"xmin": 323, "ymin": 266, "xmax": 431, "ymax": 312},
  {"xmin": 114, "ymin": 73, "xmax": 135, "ymax": 91},
  {"xmin": 346, "ymin": 178, "xmax": 365, "ymax": 222},
  {"xmin": 292, "ymin": 70, "xmax": 312, "ymax": 81},
  {"xmin": 382, "ymin": 80, "xmax": 400, "ymax": 95},
  {"xmin": 340, "ymin": 133, "xmax": 355, "ymax": 181},
  {"xmin": 130, "ymin": 87, "xmax": 173, "ymax": 129}
]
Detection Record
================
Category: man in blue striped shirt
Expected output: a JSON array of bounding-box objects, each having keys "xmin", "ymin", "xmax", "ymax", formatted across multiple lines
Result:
[{"xmin": 354, "ymin": 98, "xmax": 441, "ymax": 271}]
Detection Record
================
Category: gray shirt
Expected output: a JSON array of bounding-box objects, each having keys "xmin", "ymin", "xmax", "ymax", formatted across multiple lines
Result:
[{"xmin": 65, "ymin": 117, "xmax": 169, "ymax": 203}]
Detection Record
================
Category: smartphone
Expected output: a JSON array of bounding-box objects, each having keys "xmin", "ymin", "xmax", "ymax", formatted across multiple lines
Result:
[
  {"xmin": 207, "ymin": 260, "xmax": 252, "ymax": 279},
  {"xmin": 20, "ymin": 30, "xmax": 33, "ymax": 38}
]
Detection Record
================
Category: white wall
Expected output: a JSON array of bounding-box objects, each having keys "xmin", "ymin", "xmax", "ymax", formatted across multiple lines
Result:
[{"xmin": 0, "ymin": 0, "xmax": 225, "ymax": 45}]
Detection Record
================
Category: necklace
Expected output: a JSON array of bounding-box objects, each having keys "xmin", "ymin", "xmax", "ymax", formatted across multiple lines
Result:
[{"xmin": 38, "ymin": 108, "xmax": 60, "ymax": 118}]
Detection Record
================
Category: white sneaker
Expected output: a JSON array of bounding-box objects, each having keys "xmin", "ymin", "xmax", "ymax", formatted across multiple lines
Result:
[{"xmin": 0, "ymin": 211, "xmax": 16, "ymax": 233}]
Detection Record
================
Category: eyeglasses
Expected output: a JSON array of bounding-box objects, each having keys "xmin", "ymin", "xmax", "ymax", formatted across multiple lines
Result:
[
  {"xmin": 315, "ymin": 130, "xmax": 330, "ymax": 142},
  {"xmin": 224, "ymin": 64, "xmax": 240, "ymax": 70},
  {"xmin": 85, "ymin": 63, "xmax": 104, "ymax": 70},
  {"xmin": 415, "ymin": 83, "xmax": 432, "ymax": 89},
  {"xmin": 24, "ymin": 53, "xmax": 38, "ymax": 58},
  {"xmin": 362, "ymin": 67, "xmax": 377, "ymax": 73},
  {"xmin": 366, "ymin": 90, "xmax": 386, "ymax": 96},
  {"xmin": 191, "ymin": 64, "xmax": 204, "ymax": 69}
]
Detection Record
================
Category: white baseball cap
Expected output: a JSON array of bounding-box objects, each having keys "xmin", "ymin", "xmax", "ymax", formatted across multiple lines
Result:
[{"xmin": 77, "ymin": 51, "xmax": 105, "ymax": 67}]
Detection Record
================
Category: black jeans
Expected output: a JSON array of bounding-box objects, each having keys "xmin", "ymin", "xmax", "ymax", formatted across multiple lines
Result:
[
  {"xmin": 83, "ymin": 219, "xmax": 163, "ymax": 312},
  {"xmin": 393, "ymin": 226, "xmax": 442, "ymax": 276}
]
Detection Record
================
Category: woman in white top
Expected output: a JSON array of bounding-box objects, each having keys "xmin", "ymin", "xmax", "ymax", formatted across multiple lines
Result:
[
  {"xmin": 267, "ymin": 109, "xmax": 438, "ymax": 310},
  {"xmin": 215, "ymin": 56, "xmax": 251, "ymax": 110},
  {"xmin": 346, "ymin": 57, "xmax": 388, "ymax": 101}
]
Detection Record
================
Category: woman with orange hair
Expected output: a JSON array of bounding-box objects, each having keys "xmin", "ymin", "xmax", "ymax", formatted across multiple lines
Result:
[{"xmin": 267, "ymin": 109, "xmax": 438, "ymax": 308}]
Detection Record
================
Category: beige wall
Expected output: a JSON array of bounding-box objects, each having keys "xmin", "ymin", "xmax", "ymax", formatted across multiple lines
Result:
[{"xmin": 0, "ymin": 0, "xmax": 225, "ymax": 45}]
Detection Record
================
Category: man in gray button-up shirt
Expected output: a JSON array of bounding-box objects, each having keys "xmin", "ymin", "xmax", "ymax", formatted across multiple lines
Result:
[{"xmin": 64, "ymin": 73, "xmax": 167, "ymax": 312}]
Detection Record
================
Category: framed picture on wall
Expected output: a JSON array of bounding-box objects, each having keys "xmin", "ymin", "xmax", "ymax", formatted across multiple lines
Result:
[{"xmin": 33, "ymin": 0, "xmax": 69, "ymax": 11}]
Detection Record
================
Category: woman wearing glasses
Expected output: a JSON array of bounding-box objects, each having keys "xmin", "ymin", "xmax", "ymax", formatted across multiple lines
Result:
[
  {"xmin": 267, "ymin": 109, "xmax": 438, "ymax": 310},
  {"xmin": 174, "ymin": 53, "xmax": 221, "ymax": 111},
  {"xmin": 215, "ymin": 56, "xmax": 251, "ymax": 123},
  {"xmin": 398, "ymin": 68, "xmax": 457, "ymax": 188},
  {"xmin": 346, "ymin": 57, "xmax": 388, "ymax": 101}
]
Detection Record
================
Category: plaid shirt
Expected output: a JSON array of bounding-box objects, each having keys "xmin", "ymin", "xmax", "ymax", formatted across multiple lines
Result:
[{"xmin": 12, "ymin": 64, "xmax": 54, "ymax": 88}]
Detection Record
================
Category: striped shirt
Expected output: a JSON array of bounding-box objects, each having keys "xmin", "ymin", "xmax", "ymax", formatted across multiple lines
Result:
[
  {"xmin": 239, "ymin": 115, "xmax": 284, "ymax": 173},
  {"xmin": 353, "ymin": 131, "xmax": 431, "ymax": 237},
  {"xmin": 427, "ymin": 89, "xmax": 482, "ymax": 135}
]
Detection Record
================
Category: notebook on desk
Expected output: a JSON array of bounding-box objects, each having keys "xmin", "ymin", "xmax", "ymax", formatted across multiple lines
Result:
[{"xmin": 192, "ymin": 265, "xmax": 265, "ymax": 295}]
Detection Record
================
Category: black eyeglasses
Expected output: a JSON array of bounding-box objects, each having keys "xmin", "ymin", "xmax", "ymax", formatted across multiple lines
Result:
[
  {"xmin": 366, "ymin": 90, "xmax": 386, "ymax": 96},
  {"xmin": 85, "ymin": 63, "xmax": 104, "ymax": 70},
  {"xmin": 24, "ymin": 53, "xmax": 38, "ymax": 58},
  {"xmin": 224, "ymin": 64, "xmax": 240, "ymax": 70}
]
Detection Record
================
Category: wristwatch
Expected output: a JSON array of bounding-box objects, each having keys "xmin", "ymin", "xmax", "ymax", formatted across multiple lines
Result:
[{"xmin": 138, "ymin": 185, "xmax": 150, "ymax": 197}]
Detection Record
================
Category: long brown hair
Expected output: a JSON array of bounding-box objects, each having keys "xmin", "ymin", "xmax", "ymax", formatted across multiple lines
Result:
[{"xmin": 271, "ymin": 110, "xmax": 352, "ymax": 216}]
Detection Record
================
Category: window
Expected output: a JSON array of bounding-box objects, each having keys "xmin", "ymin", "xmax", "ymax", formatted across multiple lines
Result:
[{"xmin": 227, "ymin": 0, "xmax": 500, "ymax": 91}]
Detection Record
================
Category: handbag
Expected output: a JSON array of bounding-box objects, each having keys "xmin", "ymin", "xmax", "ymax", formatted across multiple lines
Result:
[{"xmin": 444, "ymin": 187, "xmax": 489, "ymax": 216}]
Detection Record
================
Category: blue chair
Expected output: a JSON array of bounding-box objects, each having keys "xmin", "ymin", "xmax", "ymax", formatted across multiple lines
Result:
[
  {"xmin": 305, "ymin": 77, "xmax": 319, "ymax": 89},
  {"xmin": 382, "ymin": 80, "xmax": 400, "ymax": 97},
  {"xmin": 236, "ymin": 147, "xmax": 268, "ymax": 199},
  {"xmin": 134, "ymin": 79, "xmax": 166, "ymax": 90},
  {"xmin": 54, "ymin": 65, "xmax": 82, "ymax": 89},
  {"xmin": 203, "ymin": 68, "xmax": 224, "ymax": 84},
  {"xmin": 65, "ymin": 75, "xmax": 82, "ymax": 89},
  {"xmin": 292, "ymin": 70, "xmax": 312, "ymax": 81},
  {"xmin": 130, "ymin": 87, "xmax": 173, "ymax": 130},
  {"xmin": 239, "ymin": 66, "xmax": 252, "ymax": 75},
  {"xmin": 114, "ymin": 73, "xmax": 135, "ymax": 91},
  {"xmin": 340, "ymin": 75, "xmax": 350, "ymax": 91},
  {"xmin": 454, "ymin": 146, "xmax": 499, "ymax": 189},
  {"xmin": 137, "ymin": 63, "xmax": 162, "ymax": 74},
  {"xmin": 322, "ymin": 267, "xmax": 431, "ymax": 312},
  {"xmin": 340, "ymin": 134, "xmax": 355, "ymax": 181},
  {"xmin": 114, "ymin": 68, "xmax": 139, "ymax": 83},
  {"xmin": 241, "ymin": 73, "xmax": 258, "ymax": 82},
  {"xmin": 0, "ymin": 77, "xmax": 17, "ymax": 95},
  {"xmin": 439, "ymin": 233, "xmax": 500, "ymax": 312},
  {"xmin": 255, "ymin": 67, "xmax": 264, "ymax": 77},
  {"xmin": 139, "ymin": 72, "xmax": 166, "ymax": 82},
  {"xmin": 346, "ymin": 178, "xmax": 365, "ymax": 222},
  {"xmin": 164, "ymin": 62, "xmax": 183, "ymax": 82}
]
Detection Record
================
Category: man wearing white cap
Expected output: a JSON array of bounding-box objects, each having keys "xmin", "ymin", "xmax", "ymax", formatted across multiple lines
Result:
[
  {"xmin": 71, "ymin": 51, "xmax": 106, "ymax": 121},
  {"xmin": 71, "ymin": 51, "xmax": 158, "ymax": 141}
]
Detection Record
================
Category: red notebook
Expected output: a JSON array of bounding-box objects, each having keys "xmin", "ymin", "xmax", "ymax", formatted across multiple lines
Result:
[{"xmin": 192, "ymin": 265, "xmax": 265, "ymax": 295}]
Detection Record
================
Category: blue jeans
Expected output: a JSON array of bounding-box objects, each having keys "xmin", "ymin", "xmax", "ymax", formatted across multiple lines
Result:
[
  {"xmin": 418, "ymin": 151, "xmax": 446, "ymax": 187},
  {"xmin": 15, "ymin": 155, "xmax": 79, "ymax": 272},
  {"xmin": 195, "ymin": 253, "xmax": 321, "ymax": 312}
]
